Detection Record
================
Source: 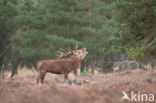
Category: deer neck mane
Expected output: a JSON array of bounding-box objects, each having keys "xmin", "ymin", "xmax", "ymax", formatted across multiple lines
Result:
[{"xmin": 69, "ymin": 54, "xmax": 81, "ymax": 67}]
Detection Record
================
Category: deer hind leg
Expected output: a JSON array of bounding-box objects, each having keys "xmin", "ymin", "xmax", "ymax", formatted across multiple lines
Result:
[
  {"xmin": 36, "ymin": 71, "xmax": 46, "ymax": 84},
  {"xmin": 41, "ymin": 72, "xmax": 46, "ymax": 84},
  {"xmin": 64, "ymin": 72, "xmax": 68, "ymax": 81}
]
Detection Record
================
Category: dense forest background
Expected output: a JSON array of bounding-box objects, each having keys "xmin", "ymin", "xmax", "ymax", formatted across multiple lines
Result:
[{"xmin": 0, "ymin": 0, "xmax": 156, "ymax": 77}]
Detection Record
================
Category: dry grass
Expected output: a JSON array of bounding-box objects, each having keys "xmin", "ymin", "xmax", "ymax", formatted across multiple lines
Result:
[
  {"xmin": 4, "ymin": 66, "xmax": 99, "ymax": 79},
  {"xmin": 0, "ymin": 68, "xmax": 156, "ymax": 103}
]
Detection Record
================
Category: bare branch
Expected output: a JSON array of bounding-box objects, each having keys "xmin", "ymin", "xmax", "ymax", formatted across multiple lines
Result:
[
  {"xmin": 147, "ymin": 38, "xmax": 156, "ymax": 46},
  {"xmin": 0, "ymin": 43, "xmax": 12, "ymax": 59},
  {"xmin": 0, "ymin": 23, "xmax": 27, "ymax": 60}
]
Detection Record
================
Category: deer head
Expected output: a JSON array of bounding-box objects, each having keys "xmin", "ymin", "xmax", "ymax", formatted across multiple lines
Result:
[{"xmin": 72, "ymin": 47, "xmax": 88, "ymax": 60}]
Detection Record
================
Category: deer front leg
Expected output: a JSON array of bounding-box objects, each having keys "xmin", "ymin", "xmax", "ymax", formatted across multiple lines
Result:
[{"xmin": 64, "ymin": 72, "xmax": 68, "ymax": 81}]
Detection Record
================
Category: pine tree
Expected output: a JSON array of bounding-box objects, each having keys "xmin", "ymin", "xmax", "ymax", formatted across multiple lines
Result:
[{"xmin": 111, "ymin": 0, "xmax": 156, "ymax": 62}]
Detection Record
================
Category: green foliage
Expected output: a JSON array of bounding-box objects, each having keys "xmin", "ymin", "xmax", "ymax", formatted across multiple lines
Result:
[
  {"xmin": 8, "ymin": 0, "xmax": 115, "ymax": 66},
  {"xmin": 79, "ymin": 69, "xmax": 89, "ymax": 77},
  {"xmin": 4, "ymin": 0, "xmax": 156, "ymax": 67},
  {"xmin": 0, "ymin": 0, "xmax": 18, "ymax": 51},
  {"xmin": 111, "ymin": 0, "xmax": 156, "ymax": 61},
  {"xmin": 84, "ymin": 2, "xmax": 116, "ymax": 61}
]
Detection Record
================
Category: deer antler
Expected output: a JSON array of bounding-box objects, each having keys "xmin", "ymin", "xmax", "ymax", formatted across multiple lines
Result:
[
  {"xmin": 56, "ymin": 45, "xmax": 79, "ymax": 59},
  {"xmin": 56, "ymin": 47, "xmax": 73, "ymax": 59}
]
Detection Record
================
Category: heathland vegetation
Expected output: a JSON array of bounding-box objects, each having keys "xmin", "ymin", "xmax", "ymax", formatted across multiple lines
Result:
[{"xmin": 0, "ymin": 0, "xmax": 156, "ymax": 103}]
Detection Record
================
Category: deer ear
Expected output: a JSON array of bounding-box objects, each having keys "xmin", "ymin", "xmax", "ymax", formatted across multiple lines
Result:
[{"xmin": 74, "ymin": 44, "xmax": 78, "ymax": 50}]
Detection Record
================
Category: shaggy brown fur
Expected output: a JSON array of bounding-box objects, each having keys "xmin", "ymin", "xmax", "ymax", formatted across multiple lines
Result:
[{"xmin": 36, "ymin": 48, "xmax": 88, "ymax": 84}]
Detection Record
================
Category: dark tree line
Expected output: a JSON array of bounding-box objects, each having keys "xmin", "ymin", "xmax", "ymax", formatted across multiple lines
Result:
[{"xmin": 0, "ymin": 0, "xmax": 156, "ymax": 77}]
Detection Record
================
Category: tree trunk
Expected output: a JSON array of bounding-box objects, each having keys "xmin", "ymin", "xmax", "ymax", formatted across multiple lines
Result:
[
  {"xmin": 85, "ymin": 60, "xmax": 90, "ymax": 71},
  {"xmin": 0, "ymin": 43, "xmax": 12, "ymax": 60},
  {"xmin": 0, "ymin": 58, "xmax": 3, "ymax": 73},
  {"xmin": 102, "ymin": 54, "xmax": 115, "ymax": 73},
  {"xmin": 0, "ymin": 43, "xmax": 12, "ymax": 73},
  {"xmin": 80, "ymin": 61, "xmax": 85, "ymax": 73},
  {"xmin": 11, "ymin": 58, "xmax": 20, "ymax": 77},
  {"xmin": 91, "ymin": 61, "xmax": 95, "ymax": 74},
  {"xmin": 88, "ymin": 0, "xmax": 91, "ymax": 28}
]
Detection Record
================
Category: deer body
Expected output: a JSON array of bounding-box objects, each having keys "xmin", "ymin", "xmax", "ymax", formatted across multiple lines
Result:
[{"xmin": 36, "ymin": 47, "xmax": 88, "ymax": 84}]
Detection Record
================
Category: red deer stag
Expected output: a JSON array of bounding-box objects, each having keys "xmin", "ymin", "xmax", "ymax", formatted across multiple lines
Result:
[{"xmin": 36, "ymin": 45, "xmax": 88, "ymax": 84}]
